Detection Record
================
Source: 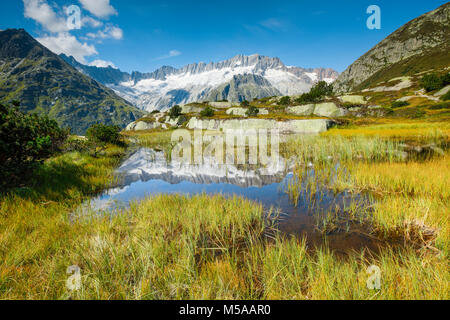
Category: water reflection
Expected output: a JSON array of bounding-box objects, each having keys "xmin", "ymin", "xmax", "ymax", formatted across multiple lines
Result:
[{"xmin": 81, "ymin": 147, "xmax": 390, "ymax": 255}]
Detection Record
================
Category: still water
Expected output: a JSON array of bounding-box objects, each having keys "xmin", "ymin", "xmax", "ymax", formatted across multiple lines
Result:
[{"xmin": 82, "ymin": 148, "xmax": 389, "ymax": 255}]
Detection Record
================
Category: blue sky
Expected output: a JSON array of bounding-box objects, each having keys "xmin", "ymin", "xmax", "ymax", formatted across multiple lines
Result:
[{"xmin": 1, "ymin": 0, "xmax": 447, "ymax": 73}]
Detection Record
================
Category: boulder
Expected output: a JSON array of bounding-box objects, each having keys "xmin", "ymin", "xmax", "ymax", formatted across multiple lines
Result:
[
  {"xmin": 209, "ymin": 101, "xmax": 233, "ymax": 108},
  {"xmin": 187, "ymin": 117, "xmax": 334, "ymax": 133},
  {"xmin": 226, "ymin": 107, "xmax": 248, "ymax": 117},
  {"xmin": 165, "ymin": 116, "xmax": 187, "ymax": 127},
  {"xmin": 181, "ymin": 105, "xmax": 203, "ymax": 114},
  {"xmin": 338, "ymin": 95, "xmax": 366, "ymax": 104},
  {"xmin": 434, "ymin": 85, "xmax": 450, "ymax": 97},
  {"xmin": 314, "ymin": 102, "xmax": 347, "ymax": 117},
  {"xmin": 126, "ymin": 121, "xmax": 161, "ymax": 131},
  {"xmin": 287, "ymin": 104, "xmax": 315, "ymax": 116}
]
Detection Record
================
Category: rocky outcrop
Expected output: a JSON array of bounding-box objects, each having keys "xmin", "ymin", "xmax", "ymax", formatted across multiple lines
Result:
[
  {"xmin": 333, "ymin": 3, "xmax": 450, "ymax": 92},
  {"xmin": 287, "ymin": 102, "xmax": 348, "ymax": 117},
  {"xmin": 207, "ymin": 74, "xmax": 281, "ymax": 103},
  {"xmin": 287, "ymin": 104, "xmax": 315, "ymax": 116},
  {"xmin": 66, "ymin": 53, "xmax": 338, "ymax": 111},
  {"xmin": 0, "ymin": 29, "xmax": 144, "ymax": 134},
  {"xmin": 209, "ymin": 102, "xmax": 234, "ymax": 108},
  {"xmin": 338, "ymin": 95, "xmax": 366, "ymax": 104},
  {"xmin": 126, "ymin": 121, "xmax": 166, "ymax": 131},
  {"xmin": 314, "ymin": 103, "xmax": 348, "ymax": 117},
  {"xmin": 226, "ymin": 107, "xmax": 248, "ymax": 116},
  {"xmin": 187, "ymin": 118, "xmax": 334, "ymax": 133},
  {"xmin": 181, "ymin": 105, "xmax": 203, "ymax": 114}
]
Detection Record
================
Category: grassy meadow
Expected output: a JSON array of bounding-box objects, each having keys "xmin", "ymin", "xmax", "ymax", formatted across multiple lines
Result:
[{"xmin": 0, "ymin": 120, "xmax": 448, "ymax": 300}]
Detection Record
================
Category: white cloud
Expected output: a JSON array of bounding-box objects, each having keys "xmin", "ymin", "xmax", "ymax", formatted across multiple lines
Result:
[
  {"xmin": 23, "ymin": 0, "xmax": 68, "ymax": 33},
  {"xmin": 79, "ymin": 0, "xmax": 118, "ymax": 18},
  {"xmin": 260, "ymin": 18, "xmax": 286, "ymax": 31},
  {"xmin": 156, "ymin": 50, "xmax": 182, "ymax": 60},
  {"xmin": 89, "ymin": 59, "xmax": 117, "ymax": 69},
  {"xmin": 86, "ymin": 25, "xmax": 123, "ymax": 40},
  {"xmin": 37, "ymin": 33, "xmax": 97, "ymax": 64},
  {"xmin": 82, "ymin": 16, "xmax": 103, "ymax": 28}
]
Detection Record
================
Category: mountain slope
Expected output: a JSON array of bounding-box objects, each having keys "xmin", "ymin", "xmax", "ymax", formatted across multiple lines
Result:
[
  {"xmin": 0, "ymin": 29, "xmax": 144, "ymax": 134},
  {"xmin": 64, "ymin": 54, "xmax": 339, "ymax": 111},
  {"xmin": 334, "ymin": 2, "xmax": 450, "ymax": 93},
  {"xmin": 207, "ymin": 74, "xmax": 281, "ymax": 102},
  {"xmin": 59, "ymin": 53, "xmax": 129, "ymax": 85}
]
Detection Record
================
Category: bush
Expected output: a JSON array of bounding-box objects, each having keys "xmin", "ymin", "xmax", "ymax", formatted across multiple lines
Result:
[
  {"xmin": 420, "ymin": 73, "xmax": 450, "ymax": 92},
  {"xmin": 277, "ymin": 96, "xmax": 291, "ymax": 106},
  {"xmin": 391, "ymin": 101, "xmax": 410, "ymax": 108},
  {"xmin": 200, "ymin": 106, "xmax": 215, "ymax": 117},
  {"xmin": 295, "ymin": 81, "xmax": 334, "ymax": 104},
  {"xmin": 150, "ymin": 110, "xmax": 160, "ymax": 114},
  {"xmin": 63, "ymin": 137, "xmax": 90, "ymax": 153},
  {"xmin": 0, "ymin": 103, "xmax": 68, "ymax": 190},
  {"xmin": 240, "ymin": 100, "xmax": 250, "ymax": 107},
  {"xmin": 169, "ymin": 105, "xmax": 182, "ymax": 119},
  {"xmin": 428, "ymin": 102, "xmax": 450, "ymax": 110},
  {"xmin": 441, "ymin": 91, "xmax": 450, "ymax": 101},
  {"xmin": 246, "ymin": 106, "xmax": 259, "ymax": 117},
  {"xmin": 86, "ymin": 124, "xmax": 122, "ymax": 145}
]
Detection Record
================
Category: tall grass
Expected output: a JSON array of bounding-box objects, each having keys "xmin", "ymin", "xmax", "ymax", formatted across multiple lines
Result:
[
  {"xmin": 282, "ymin": 135, "xmax": 403, "ymax": 165},
  {"xmin": 1, "ymin": 125, "xmax": 448, "ymax": 300},
  {"xmin": 323, "ymin": 121, "xmax": 450, "ymax": 142},
  {"xmin": 2, "ymin": 191, "xmax": 447, "ymax": 299}
]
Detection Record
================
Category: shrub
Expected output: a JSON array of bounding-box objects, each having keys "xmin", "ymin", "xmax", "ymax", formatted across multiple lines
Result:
[
  {"xmin": 168, "ymin": 105, "xmax": 182, "ymax": 119},
  {"xmin": 420, "ymin": 73, "xmax": 450, "ymax": 92},
  {"xmin": 278, "ymin": 96, "xmax": 291, "ymax": 106},
  {"xmin": 200, "ymin": 106, "xmax": 215, "ymax": 117},
  {"xmin": 63, "ymin": 137, "xmax": 90, "ymax": 153},
  {"xmin": 391, "ymin": 101, "xmax": 410, "ymax": 108},
  {"xmin": 428, "ymin": 102, "xmax": 450, "ymax": 110},
  {"xmin": 150, "ymin": 110, "xmax": 160, "ymax": 114},
  {"xmin": 246, "ymin": 106, "xmax": 259, "ymax": 117},
  {"xmin": 0, "ymin": 103, "xmax": 68, "ymax": 190},
  {"xmin": 86, "ymin": 124, "xmax": 122, "ymax": 145},
  {"xmin": 441, "ymin": 91, "xmax": 450, "ymax": 101},
  {"xmin": 240, "ymin": 100, "xmax": 250, "ymax": 107},
  {"xmin": 295, "ymin": 81, "xmax": 334, "ymax": 104}
]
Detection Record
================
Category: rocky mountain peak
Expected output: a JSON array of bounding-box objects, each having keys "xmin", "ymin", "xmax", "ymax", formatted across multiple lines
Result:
[{"xmin": 334, "ymin": 2, "xmax": 450, "ymax": 92}]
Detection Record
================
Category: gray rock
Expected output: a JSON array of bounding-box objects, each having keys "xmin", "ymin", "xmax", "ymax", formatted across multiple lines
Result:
[
  {"xmin": 126, "ymin": 121, "xmax": 162, "ymax": 131},
  {"xmin": 187, "ymin": 117, "xmax": 334, "ymax": 134},
  {"xmin": 287, "ymin": 104, "xmax": 315, "ymax": 116},
  {"xmin": 434, "ymin": 85, "xmax": 450, "ymax": 97},
  {"xmin": 226, "ymin": 107, "xmax": 248, "ymax": 117},
  {"xmin": 181, "ymin": 105, "xmax": 203, "ymax": 114},
  {"xmin": 338, "ymin": 95, "xmax": 366, "ymax": 104},
  {"xmin": 314, "ymin": 103, "xmax": 347, "ymax": 117},
  {"xmin": 209, "ymin": 101, "xmax": 233, "ymax": 108},
  {"xmin": 334, "ymin": 3, "xmax": 450, "ymax": 93}
]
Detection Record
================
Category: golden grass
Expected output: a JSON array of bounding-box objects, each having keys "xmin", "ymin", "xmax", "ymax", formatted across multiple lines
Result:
[
  {"xmin": 1, "ymin": 189, "xmax": 447, "ymax": 299},
  {"xmin": 323, "ymin": 121, "xmax": 450, "ymax": 140},
  {"xmin": 1, "ymin": 123, "xmax": 449, "ymax": 300},
  {"xmin": 333, "ymin": 154, "xmax": 449, "ymax": 253}
]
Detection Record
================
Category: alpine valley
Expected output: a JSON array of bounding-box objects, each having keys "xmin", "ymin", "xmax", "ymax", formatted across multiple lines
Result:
[
  {"xmin": 61, "ymin": 53, "xmax": 338, "ymax": 111},
  {"xmin": 0, "ymin": 29, "xmax": 145, "ymax": 134}
]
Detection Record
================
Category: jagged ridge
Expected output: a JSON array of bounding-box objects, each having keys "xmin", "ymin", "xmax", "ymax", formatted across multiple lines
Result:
[
  {"xmin": 0, "ymin": 29, "xmax": 145, "ymax": 134},
  {"xmin": 334, "ymin": 3, "xmax": 450, "ymax": 92}
]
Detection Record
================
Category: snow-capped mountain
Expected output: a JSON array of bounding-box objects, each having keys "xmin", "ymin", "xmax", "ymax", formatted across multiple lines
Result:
[{"xmin": 61, "ymin": 54, "xmax": 339, "ymax": 111}]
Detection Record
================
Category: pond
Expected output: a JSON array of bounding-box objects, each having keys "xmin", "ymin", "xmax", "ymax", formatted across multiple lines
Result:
[{"xmin": 82, "ymin": 147, "xmax": 394, "ymax": 256}]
